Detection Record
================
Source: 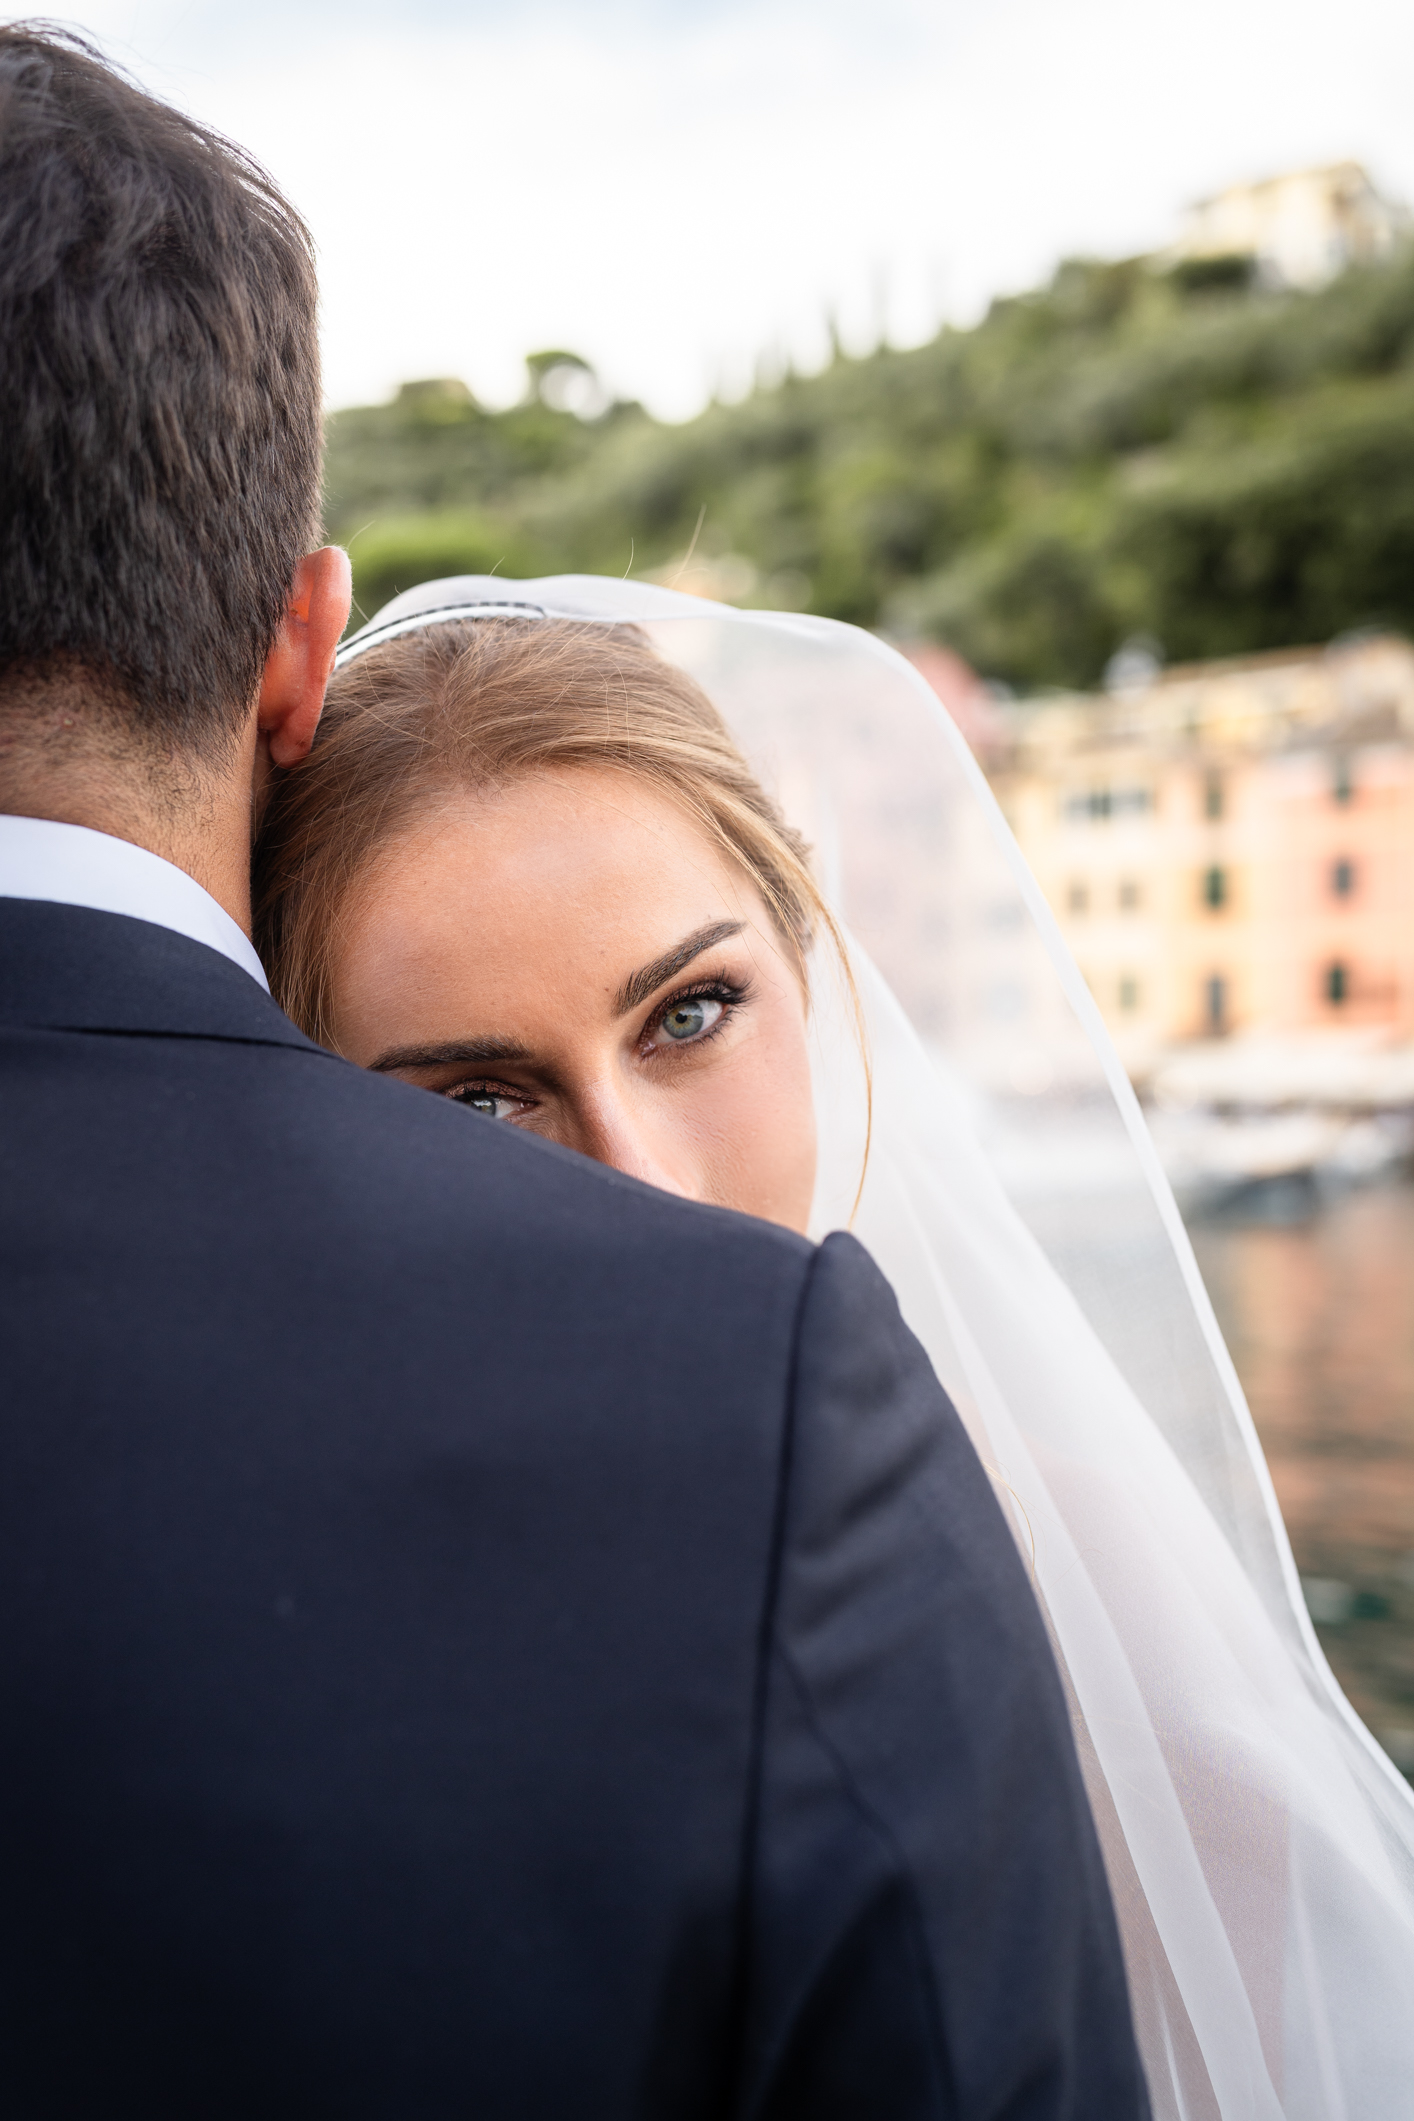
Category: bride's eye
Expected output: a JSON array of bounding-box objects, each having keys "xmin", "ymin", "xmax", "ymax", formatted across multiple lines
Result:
[
  {"xmin": 650, "ymin": 993, "xmax": 726, "ymax": 1048},
  {"xmin": 446, "ymin": 1085, "xmax": 527, "ymax": 1121}
]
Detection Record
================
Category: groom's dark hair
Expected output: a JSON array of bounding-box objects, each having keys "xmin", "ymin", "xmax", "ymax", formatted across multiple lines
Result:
[{"xmin": 0, "ymin": 24, "xmax": 322, "ymax": 757}]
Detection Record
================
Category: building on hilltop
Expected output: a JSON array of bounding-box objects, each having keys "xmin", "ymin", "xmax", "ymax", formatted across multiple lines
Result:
[
  {"xmin": 988, "ymin": 635, "xmax": 1414, "ymax": 1075},
  {"xmin": 1167, "ymin": 163, "xmax": 1408, "ymax": 290}
]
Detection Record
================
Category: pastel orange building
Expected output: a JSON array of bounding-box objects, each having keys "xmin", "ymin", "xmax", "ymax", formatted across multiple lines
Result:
[{"xmin": 988, "ymin": 636, "xmax": 1414, "ymax": 1067}]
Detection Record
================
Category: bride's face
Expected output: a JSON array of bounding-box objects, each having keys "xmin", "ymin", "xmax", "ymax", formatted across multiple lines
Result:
[{"xmin": 329, "ymin": 765, "xmax": 818, "ymax": 1233}]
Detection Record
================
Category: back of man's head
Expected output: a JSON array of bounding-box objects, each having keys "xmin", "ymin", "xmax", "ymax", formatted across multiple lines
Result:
[{"xmin": 0, "ymin": 24, "xmax": 322, "ymax": 762}]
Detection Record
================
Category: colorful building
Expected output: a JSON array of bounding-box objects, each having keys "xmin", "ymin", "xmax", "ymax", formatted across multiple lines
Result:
[
  {"xmin": 987, "ymin": 636, "xmax": 1414, "ymax": 1072},
  {"xmin": 1165, "ymin": 162, "xmax": 1407, "ymax": 291}
]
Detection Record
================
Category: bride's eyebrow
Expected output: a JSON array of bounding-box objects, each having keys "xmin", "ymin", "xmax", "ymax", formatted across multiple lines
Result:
[
  {"xmin": 614, "ymin": 920, "xmax": 746, "ymax": 1018},
  {"xmin": 368, "ymin": 1035, "xmax": 533, "ymax": 1074}
]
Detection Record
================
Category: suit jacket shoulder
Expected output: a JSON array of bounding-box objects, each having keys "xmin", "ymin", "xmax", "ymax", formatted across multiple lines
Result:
[{"xmin": 0, "ymin": 902, "xmax": 1146, "ymax": 2119}]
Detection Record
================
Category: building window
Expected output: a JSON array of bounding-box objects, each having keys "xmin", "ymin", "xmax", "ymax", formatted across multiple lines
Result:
[
  {"xmin": 1331, "ymin": 857, "xmax": 1355, "ymax": 899},
  {"xmin": 1118, "ymin": 976, "xmax": 1141, "ymax": 1012},
  {"xmin": 1204, "ymin": 770, "xmax": 1224, "ymax": 820},
  {"xmin": 1118, "ymin": 878, "xmax": 1142, "ymax": 912},
  {"xmin": 1202, "ymin": 864, "xmax": 1227, "ymax": 910},
  {"xmin": 1325, "ymin": 961, "xmax": 1349, "ymax": 1006},
  {"xmin": 1067, "ymin": 880, "xmax": 1089, "ymax": 915},
  {"xmin": 1062, "ymin": 786, "xmax": 1152, "ymax": 823},
  {"xmin": 1205, "ymin": 975, "xmax": 1227, "ymax": 1034},
  {"xmin": 1332, "ymin": 756, "xmax": 1353, "ymax": 804}
]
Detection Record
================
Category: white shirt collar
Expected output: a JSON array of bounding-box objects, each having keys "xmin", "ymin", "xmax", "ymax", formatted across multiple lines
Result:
[{"xmin": 0, "ymin": 815, "xmax": 269, "ymax": 991}]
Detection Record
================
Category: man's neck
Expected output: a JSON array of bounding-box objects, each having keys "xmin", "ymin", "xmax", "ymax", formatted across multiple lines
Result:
[{"xmin": 0, "ymin": 692, "xmax": 258, "ymax": 935}]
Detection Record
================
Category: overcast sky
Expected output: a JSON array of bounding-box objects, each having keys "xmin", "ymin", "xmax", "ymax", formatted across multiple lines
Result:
[{"xmin": 15, "ymin": 0, "xmax": 1414, "ymax": 417}]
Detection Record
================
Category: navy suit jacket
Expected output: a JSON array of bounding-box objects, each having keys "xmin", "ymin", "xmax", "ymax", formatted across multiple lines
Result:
[{"xmin": 0, "ymin": 899, "xmax": 1147, "ymax": 2119}]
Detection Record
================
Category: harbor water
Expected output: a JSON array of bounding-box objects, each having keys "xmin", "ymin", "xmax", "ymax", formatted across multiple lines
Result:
[{"xmin": 1188, "ymin": 1175, "xmax": 1414, "ymax": 1776}]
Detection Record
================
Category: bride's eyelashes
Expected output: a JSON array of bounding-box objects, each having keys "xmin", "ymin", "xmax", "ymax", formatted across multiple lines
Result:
[
  {"xmin": 640, "ymin": 974, "xmax": 752, "ymax": 1057},
  {"xmin": 444, "ymin": 1081, "xmax": 537, "ymax": 1121}
]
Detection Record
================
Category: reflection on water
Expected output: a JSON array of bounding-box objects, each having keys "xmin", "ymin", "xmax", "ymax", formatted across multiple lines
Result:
[{"xmin": 1188, "ymin": 1177, "xmax": 1414, "ymax": 1774}]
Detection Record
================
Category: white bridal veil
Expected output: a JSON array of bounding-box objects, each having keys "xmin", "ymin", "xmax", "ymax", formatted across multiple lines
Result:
[{"xmin": 336, "ymin": 578, "xmax": 1414, "ymax": 2119}]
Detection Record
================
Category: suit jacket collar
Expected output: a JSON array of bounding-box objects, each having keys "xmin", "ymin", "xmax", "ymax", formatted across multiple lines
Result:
[{"xmin": 0, "ymin": 898, "xmax": 326, "ymax": 1054}]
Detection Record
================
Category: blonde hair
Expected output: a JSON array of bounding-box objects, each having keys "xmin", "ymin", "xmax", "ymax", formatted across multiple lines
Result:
[{"xmin": 254, "ymin": 616, "xmax": 849, "ymax": 1053}]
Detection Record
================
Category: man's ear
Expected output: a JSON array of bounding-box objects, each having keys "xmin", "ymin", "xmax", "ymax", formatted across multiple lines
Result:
[{"xmin": 256, "ymin": 547, "xmax": 353, "ymax": 769}]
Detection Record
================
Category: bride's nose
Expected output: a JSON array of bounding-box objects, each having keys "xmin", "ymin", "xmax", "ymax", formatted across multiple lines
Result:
[{"xmin": 571, "ymin": 1084, "xmax": 694, "ymax": 1203}]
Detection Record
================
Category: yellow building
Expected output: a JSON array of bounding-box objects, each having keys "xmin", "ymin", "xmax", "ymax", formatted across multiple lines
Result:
[{"xmin": 992, "ymin": 636, "xmax": 1414, "ymax": 1071}]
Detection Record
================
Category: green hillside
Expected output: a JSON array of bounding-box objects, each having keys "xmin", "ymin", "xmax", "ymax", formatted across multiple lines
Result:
[{"xmin": 322, "ymin": 247, "xmax": 1414, "ymax": 692}]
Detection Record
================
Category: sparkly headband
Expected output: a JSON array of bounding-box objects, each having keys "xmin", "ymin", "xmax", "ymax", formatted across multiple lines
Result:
[{"xmin": 333, "ymin": 599, "xmax": 549, "ymax": 671}]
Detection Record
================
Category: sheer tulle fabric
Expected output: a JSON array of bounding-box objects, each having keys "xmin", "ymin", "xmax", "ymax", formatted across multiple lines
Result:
[{"xmin": 338, "ymin": 579, "xmax": 1414, "ymax": 2119}]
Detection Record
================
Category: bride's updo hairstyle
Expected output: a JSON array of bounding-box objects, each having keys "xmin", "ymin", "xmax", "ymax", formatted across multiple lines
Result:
[{"xmin": 254, "ymin": 617, "xmax": 843, "ymax": 1051}]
